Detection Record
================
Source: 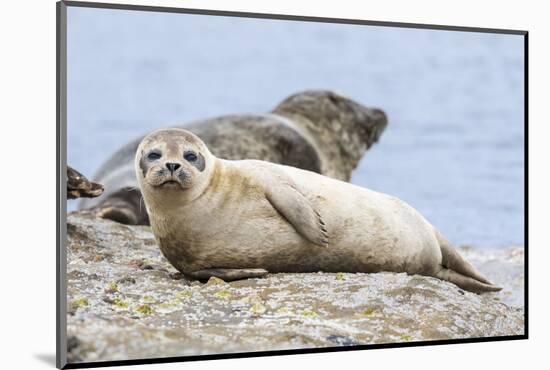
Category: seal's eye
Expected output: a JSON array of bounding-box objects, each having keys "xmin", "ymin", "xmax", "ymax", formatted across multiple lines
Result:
[
  {"xmin": 184, "ymin": 152, "xmax": 197, "ymax": 162},
  {"xmin": 147, "ymin": 151, "xmax": 162, "ymax": 161}
]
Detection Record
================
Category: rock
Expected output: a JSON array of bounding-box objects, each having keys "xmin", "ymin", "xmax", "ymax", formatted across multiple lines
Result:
[
  {"xmin": 66, "ymin": 336, "xmax": 83, "ymax": 363},
  {"xmin": 66, "ymin": 211, "xmax": 524, "ymax": 363}
]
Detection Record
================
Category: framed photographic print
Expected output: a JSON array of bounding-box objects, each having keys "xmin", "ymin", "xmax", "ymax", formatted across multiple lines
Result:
[{"xmin": 57, "ymin": 1, "xmax": 527, "ymax": 368}]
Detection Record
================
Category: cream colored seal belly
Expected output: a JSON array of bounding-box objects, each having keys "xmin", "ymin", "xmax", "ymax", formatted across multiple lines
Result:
[{"xmin": 136, "ymin": 128, "xmax": 501, "ymax": 293}]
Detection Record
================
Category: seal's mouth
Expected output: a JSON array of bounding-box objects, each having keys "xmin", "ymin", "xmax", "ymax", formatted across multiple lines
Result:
[
  {"xmin": 160, "ymin": 180, "xmax": 180, "ymax": 188},
  {"xmin": 146, "ymin": 168, "xmax": 189, "ymax": 190}
]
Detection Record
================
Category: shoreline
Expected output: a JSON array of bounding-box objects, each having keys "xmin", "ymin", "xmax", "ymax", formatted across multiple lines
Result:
[{"xmin": 457, "ymin": 245, "xmax": 524, "ymax": 308}]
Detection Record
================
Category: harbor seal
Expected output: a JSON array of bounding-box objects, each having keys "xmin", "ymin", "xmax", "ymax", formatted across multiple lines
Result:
[
  {"xmin": 79, "ymin": 90, "xmax": 387, "ymax": 225},
  {"xmin": 135, "ymin": 128, "xmax": 501, "ymax": 293}
]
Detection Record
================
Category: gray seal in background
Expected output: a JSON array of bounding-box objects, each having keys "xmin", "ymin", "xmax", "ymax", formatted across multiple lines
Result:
[{"xmin": 79, "ymin": 90, "xmax": 388, "ymax": 225}]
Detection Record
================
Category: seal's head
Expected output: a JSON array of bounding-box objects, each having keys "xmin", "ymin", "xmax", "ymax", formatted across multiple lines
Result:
[
  {"xmin": 135, "ymin": 128, "xmax": 213, "ymax": 204},
  {"xmin": 272, "ymin": 90, "xmax": 388, "ymax": 180}
]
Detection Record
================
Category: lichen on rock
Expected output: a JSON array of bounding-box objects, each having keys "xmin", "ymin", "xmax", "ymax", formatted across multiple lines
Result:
[{"xmin": 66, "ymin": 212, "xmax": 524, "ymax": 363}]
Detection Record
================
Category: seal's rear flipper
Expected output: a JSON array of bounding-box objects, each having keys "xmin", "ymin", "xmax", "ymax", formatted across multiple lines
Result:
[
  {"xmin": 435, "ymin": 229, "xmax": 494, "ymax": 285},
  {"xmin": 436, "ymin": 268, "xmax": 502, "ymax": 293},
  {"xmin": 67, "ymin": 166, "xmax": 104, "ymax": 199}
]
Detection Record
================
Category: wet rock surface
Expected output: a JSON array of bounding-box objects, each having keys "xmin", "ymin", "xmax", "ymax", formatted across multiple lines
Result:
[{"xmin": 66, "ymin": 212, "xmax": 525, "ymax": 364}]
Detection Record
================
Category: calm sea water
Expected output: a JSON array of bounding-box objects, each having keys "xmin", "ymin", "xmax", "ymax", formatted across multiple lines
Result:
[{"xmin": 67, "ymin": 8, "xmax": 525, "ymax": 248}]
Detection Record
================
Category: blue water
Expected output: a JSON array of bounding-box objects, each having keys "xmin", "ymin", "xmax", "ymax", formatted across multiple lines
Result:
[{"xmin": 67, "ymin": 7, "xmax": 525, "ymax": 248}]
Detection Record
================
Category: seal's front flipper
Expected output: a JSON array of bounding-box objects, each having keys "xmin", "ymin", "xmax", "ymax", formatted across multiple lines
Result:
[
  {"xmin": 188, "ymin": 268, "xmax": 269, "ymax": 281},
  {"xmin": 266, "ymin": 184, "xmax": 329, "ymax": 248},
  {"xmin": 92, "ymin": 188, "xmax": 149, "ymax": 225},
  {"xmin": 96, "ymin": 205, "xmax": 139, "ymax": 225}
]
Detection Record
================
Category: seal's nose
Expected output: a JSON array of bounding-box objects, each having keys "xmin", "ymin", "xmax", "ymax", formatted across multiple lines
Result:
[{"xmin": 165, "ymin": 162, "xmax": 181, "ymax": 173}]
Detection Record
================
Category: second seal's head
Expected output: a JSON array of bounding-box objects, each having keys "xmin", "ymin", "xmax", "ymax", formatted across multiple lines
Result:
[{"xmin": 135, "ymin": 128, "xmax": 212, "ymax": 200}]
